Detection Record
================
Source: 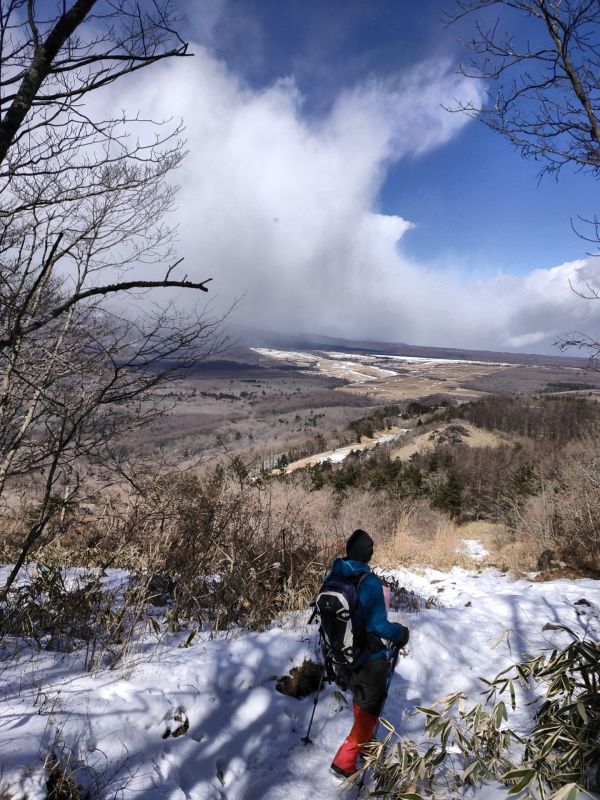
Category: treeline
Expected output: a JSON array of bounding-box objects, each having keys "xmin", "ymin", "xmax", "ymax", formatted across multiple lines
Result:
[
  {"xmin": 306, "ymin": 394, "xmax": 600, "ymax": 523},
  {"xmin": 296, "ymin": 394, "xmax": 600, "ymax": 574},
  {"xmin": 346, "ymin": 400, "xmax": 449, "ymax": 442},
  {"xmin": 443, "ymin": 395, "xmax": 600, "ymax": 443},
  {"xmin": 306, "ymin": 439, "xmax": 555, "ymax": 523},
  {"xmin": 348, "ymin": 404, "xmax": 403, "ymax": 440}
]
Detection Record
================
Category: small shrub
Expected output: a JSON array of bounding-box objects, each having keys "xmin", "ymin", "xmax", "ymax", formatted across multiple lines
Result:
[
  {"xmin": 46, "ymin": 751, "xmax": 90, "ymax": 800},
  {"xmin": 363, "ymin": 631, "xmax": 600, "ymax": 800},
  {"xmin": 518, "ymin": 437, "xmax": 600, "ymax": 576},
  {"xmin": 276, "ymin": 659, "xmax": 323, "ymax": 698},
  {"xmin": 0, "ymin": 565, "xmax": 155, "ymax": 670}
]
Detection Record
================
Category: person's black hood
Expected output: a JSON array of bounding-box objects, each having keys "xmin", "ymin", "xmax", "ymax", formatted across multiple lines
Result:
[{"xmin": 345, "ymin": 529, "xmax": 373, "ymax": 563}]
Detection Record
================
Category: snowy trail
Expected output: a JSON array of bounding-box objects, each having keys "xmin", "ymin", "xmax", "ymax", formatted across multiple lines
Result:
[
  {"xmin": 1, "ymin": 567, "xmax": 599, "ymax": 799},
  {"xmin": 284, "ymin": 426, "xmax": 409, "ymax": 472}
]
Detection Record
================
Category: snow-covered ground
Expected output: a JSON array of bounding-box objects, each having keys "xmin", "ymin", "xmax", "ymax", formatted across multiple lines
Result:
[
  {"xmin": 283, "ymin": 428, "xmax": 410, "ymax": 472},
  {"xmin": 251, "ymin": 347, "xmax": 398, "ymax": 382},
  {"xmin": 457, "ymin": 539, "xmax": 490, "ymax": 561},
  {"xmin": 1, "ymin": 565, "xmax": 599, "ymax": 799},
  {"xmin": 309, "ymin": 431, "xmax": 409, "ymax": 465},
  {"xmin": 251, "ymin": 347, "xmax": 510, "ymax": 376},
  {"xmin": 369, "ymin": 353, "xmax": 510, "ymax": 367}
]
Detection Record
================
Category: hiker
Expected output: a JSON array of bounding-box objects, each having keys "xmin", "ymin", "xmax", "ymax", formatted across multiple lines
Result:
[{"xmin": 326, "ymin": 529, "xmax": 409, "ymax": 779}]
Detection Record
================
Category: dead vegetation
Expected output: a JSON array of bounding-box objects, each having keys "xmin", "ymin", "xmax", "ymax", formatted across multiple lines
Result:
[
  {"xmin": 276, "ymin": 659, "xmax": 323, "ymax": 698},
  {"xmin": 390, "ymin": 420, "xmax": 504, "ymax": 461},
  {"xmin": 511, "ymin": 436, "xmax": 600, "ymax": 577},
  {"xmin": 376, "ymin": 503, "xmax": 481, "ymax": 571},
  {"xmin": 46, "ymin": 752, "xmax": 90, "ymax": 800},
  {"xmin": 2, "ymin": 383, "xmax": 599, "ymax": 668}
]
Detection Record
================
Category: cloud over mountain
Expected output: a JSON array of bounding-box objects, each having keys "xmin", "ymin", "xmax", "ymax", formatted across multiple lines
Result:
[{"xmin": 104, "ymin": 47, "xmax": 600, "ymax": 353}]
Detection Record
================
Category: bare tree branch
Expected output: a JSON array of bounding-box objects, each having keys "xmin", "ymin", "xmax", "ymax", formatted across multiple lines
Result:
[
  {"xmin": 0, "ymin": 2, "xmax": 226, "ymax": 595},
  {"xmin": 450, "ymin": 0, "xmax": 600, "ymax": 360},
  {"xmin": 448, "ymin": 0, "xmax": 600, "ymax": 176},
  {"xmin": 0, "ymin": 0, "xmax": 98, "ymax": 164},
  {"xmin": 0, "ymin": 269, "xmax": 213, "ymax": 350}
]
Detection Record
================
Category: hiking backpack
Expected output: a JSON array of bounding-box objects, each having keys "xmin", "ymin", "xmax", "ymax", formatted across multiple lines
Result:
[{"xmin": 316, "ymin": 572, "xmax": 368, "ymax": 668}]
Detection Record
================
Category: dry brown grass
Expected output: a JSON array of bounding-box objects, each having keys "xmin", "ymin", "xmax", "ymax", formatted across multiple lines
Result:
[
  {"xmin": 390, "ymin": 421, "xmax": 504, "ymax": 462},
  {"xmin": 460, "ymin": 423, "xmax": 506, "ymax": 448},
  {"xmin": 376, "ymin": 504, "xmax": 477, "ymax": 571},
  {"xmin": 45, "ymin": 752, "xmax": 90, "ymax": 800},
  {"xmin": 490, "ymin": 537, "xmax": 542, "ymax": 575},
  {"xmin": 460, "ymin": 520, "xmax": 507, "ymax": 554},
  {"xmin": 458, "ymin": 519, "xmax": 543, "ymax": 576}
]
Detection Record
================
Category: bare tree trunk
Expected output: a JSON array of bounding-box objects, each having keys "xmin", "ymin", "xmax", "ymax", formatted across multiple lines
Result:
[
  {"xmin": 0, "ymin": 0, "xmax": 97, "ymax": 165},
  {"xmin": 0, "ymin": 2, "xmax": 224, "ymax": 594}
]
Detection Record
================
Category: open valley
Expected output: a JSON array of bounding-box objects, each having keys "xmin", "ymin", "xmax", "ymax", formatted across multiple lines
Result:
[{"xmin": 127, "ymin": 341, "xmax": 600, "ymax": 470}]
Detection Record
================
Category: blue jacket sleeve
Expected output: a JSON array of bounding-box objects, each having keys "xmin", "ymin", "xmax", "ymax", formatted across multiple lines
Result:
[{"xmin": 359, "ymin": 573, "xmax": 408, "ymax": 645}]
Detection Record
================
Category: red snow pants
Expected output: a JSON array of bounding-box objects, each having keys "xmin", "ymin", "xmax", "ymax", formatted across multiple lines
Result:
[
  {"xmin": 331, "ymin": 656, "xmax": 388, "ymax": 776},
  {"xmin": 331, "ymin": 702, "xmax": 379, "ymax": 776}
]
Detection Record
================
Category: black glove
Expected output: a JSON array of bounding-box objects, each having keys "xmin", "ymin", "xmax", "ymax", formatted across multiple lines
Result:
[{"xmin": 396, "ymin": 625, "xmax": 409, "ymax": 649}]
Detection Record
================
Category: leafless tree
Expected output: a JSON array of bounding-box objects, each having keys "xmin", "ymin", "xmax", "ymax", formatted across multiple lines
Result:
[
  {"xmin": 448, "ymin": 0, "xmax": 600, "ymax": 176},
  {"xmin": 0, "ymin": 1, "xmax": 224, "ymax": 598},
  {"xmin": 447, "ymin": 0, "xmax": 600, "ymax": 357}
]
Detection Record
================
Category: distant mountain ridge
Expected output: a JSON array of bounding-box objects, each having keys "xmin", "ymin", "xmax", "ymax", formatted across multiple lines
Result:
[{"xmin": 228, "ymin": 325, "xmax": 591, "ymax": 369}]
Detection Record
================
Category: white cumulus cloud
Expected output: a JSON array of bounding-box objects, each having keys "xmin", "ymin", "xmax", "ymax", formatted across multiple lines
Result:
[{"xmin": 100, "ymin": 47, "xmax": 600, "ymax": 353}]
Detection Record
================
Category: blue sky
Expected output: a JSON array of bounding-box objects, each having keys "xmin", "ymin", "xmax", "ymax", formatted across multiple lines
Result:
[
  {"xmin": 382, "ymin": 124, "xmax": 599, "ymax": 278},
  {"xmin": 188, "ymin": 0, "xmax": 598, "ymax": 279},
  {"xmin": 108, "ymin": 0, "xmax": 600, "ymax": 352}
]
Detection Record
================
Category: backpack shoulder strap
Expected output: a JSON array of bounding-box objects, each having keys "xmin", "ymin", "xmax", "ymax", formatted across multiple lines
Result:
[
  {"xmin": 322, "ymin": 570, "xmax": 368, "ymax": 592},
  {"xmin": 354, "ymin": 571, "xmax": 369, "ymax": 591}
]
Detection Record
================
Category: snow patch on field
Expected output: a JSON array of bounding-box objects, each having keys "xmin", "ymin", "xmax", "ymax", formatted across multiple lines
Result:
[
  {"xmin": 372, "ymin": 353, "xmax": 509, "ymax": 366},
  {"xmin": 251, "ymin": 348, "xmax": 318, "ymax": 365},
  {"xmin": 316, "ymin": 448, "xmax": 351, "ymax": 463},
  {"xmin": 377, "ymin": 433, "xmax": 408, "ymax": 444},
  {"xmin": 252, "ymin": 346, "xmax": 511, "ymax": 372}
]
